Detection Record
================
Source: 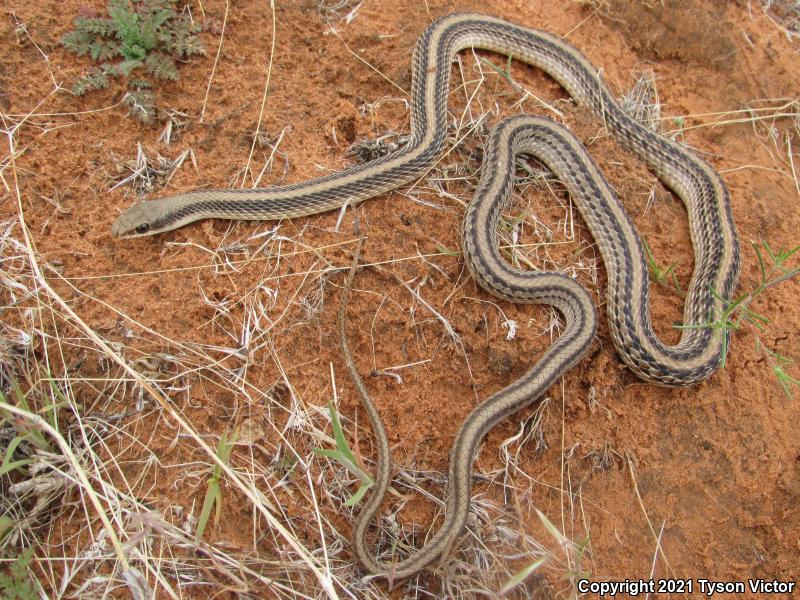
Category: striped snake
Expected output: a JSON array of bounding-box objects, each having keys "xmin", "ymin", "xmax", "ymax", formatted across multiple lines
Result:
[{"xmin": 112, "ymin": 13, "xmax": 740, "ymax": 581}]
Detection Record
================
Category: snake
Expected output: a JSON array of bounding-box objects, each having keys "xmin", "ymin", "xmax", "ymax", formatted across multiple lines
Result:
[{"xmin": 111, "ymin": 13, "xmax": 740, "ymax": 582}]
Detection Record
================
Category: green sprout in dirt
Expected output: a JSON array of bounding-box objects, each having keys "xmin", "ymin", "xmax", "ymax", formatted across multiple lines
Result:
[
  {"xmin": 678, "ymin": 240, "xmax": 800, "ymax": 395},
  {"xmin": 760, "ymin": 345, "xmax": 800, "ymax": 399},
  {"xmin": 61, "ymin": 0, "xmax": 204, "ymax": 121},
  {"xmin": 0, "ymin": 379, "xmax": 51, "ymax": 480},
  {"xmin": 0, "ymin": 380, "xmax": 49, "ymax": 599},
  {"xmin": 533, "ymin": 508, "xmax": 590, "ymax": 600},
  {"xmin": 0, "ymin": 546, "xmax": 39, "ymax": 600},
  {"xmin": 643, "ymin": 236, "xmax": 682, "ymax": 293},
  {"xmin": 314, "ymin": 400, "xmax": 373, "ymax": 506},
  {"xmin": 750, "ymin": 239, "xmax": 800, "ymax": 296},
  {"xmin": 497, "ymin": 554, "xmax": 547, "ymax": 597},
  {"xmin": 195, "ymin": 429, "xmax": 236, "ymax": 542},
  {"xmin": 480, "ymin": 52, "xmax": 515, "ymax": 85}
]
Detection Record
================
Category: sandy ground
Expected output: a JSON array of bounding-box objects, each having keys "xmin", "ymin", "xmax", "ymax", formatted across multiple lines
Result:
[{"xmin": 1, "ymin": 0, "xmax": 799, "ymax": 597}]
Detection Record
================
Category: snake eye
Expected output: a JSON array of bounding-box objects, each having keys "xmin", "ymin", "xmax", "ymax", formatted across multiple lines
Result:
[{"xmin": 135, "ymin": 223, "xmax": 151, "ymax": 235}]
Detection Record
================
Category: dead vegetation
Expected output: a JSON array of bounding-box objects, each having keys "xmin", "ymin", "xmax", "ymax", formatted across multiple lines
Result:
[{"xmin": 1, "ymin": 1, "xmax": 799, "ymax": 598}]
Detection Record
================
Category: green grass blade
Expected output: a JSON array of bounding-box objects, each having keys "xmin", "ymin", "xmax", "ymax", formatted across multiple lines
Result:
[
  {"xmin": 497, "ymin": 556, "xmax": 547, "ymax": 597},
  {"xmin": 313, "ymin": 400, "xmax": 375, "ymax": 506},
  {"xmin": 195, "ymin": 430, "xmax": 236, "ymax": 542},
  {"xmin": 0, "ymin": 459, "xmax": 33, "ymax": 477},
  {"xmin": 344, "ymin": 480, "xmax": 373, "ymax": 507},
  {"xmin": 327, "ymin": 399, "xmax": 357, "ymax": 465}
]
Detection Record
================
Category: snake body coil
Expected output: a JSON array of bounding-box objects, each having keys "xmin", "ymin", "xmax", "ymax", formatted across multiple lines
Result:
[{"xmin": 113, "ymin": 14, "xmax": 740, "ymax": 581}]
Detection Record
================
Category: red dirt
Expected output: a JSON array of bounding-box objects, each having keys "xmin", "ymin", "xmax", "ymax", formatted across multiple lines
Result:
[{"xmin": 1, "ymin": 0, "xmax": 798, "ymax": 597}]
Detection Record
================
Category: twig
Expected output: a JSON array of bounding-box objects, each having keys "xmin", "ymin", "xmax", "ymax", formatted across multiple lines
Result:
[{"xmin": 200, "ymin": 0, "xmax": 230, "ymax": 122}]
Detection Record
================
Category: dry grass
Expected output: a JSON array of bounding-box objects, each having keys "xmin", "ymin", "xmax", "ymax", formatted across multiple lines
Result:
[
  {"xmin": 1, "ymin": 3, "xmax": 799, "ymax": 600},
  {"xmin": 0, "ymin": 31, "xmax": 600, "ymax": 598},
  {"xmin": 761, "ymin": 0, "xmax": 800, "ymax": 37}
]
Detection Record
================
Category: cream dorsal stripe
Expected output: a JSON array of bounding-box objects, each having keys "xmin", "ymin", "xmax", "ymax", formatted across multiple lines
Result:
[{"xmin": 112, "ymin": 12, "xmax": 740, "ymax": 580}]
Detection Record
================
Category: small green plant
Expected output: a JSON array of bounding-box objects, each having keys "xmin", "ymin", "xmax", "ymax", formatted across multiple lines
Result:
[
  {"xmin": 534, "ymin": 509, "xmax": 590, "ymax": 600},
  {"xmin": 0, "ymin": 380, "xmax": 51, "ymax": 479},
  {"xmin": 497, "ymin": 555, "xmax": 547, "ymax": 597},
  {"xmin": 676, "ymin": 286, "xmax": 755, "ymax": 368},
  {"xmin": 761, "ymin": 346, "xmax": 800, "ymax": 398},
  {"xmin": 750, "ymin": 239, "xmax": 799, "ymax": 296},
  {"xmin": 0, "ymin": 516, "xmax": 12, "ymax": 544},
  {"xmin": 313, "ymin": 400, "xmax": 374, "ymax": 506},
  {"xmin": 61, "ymin": 0, "xmax": 204, "ymax": 121},
  {"xmin": 0, "ymin": 546, "xmax": 39, "ymax": 600},
  {"xmin": 195, "ymin": 429, "xmax": 236, "ymax": 542},
  {"xmin": 481, "ymin": 53, "xmax": 515, "ymax": 84},
  {"xmin": 678, "ymin": 240, "xmax": 799, "ymax": 393},
  {"xmin": 643, "ymin": 237, "xmax": 682, "ymax": 292}
]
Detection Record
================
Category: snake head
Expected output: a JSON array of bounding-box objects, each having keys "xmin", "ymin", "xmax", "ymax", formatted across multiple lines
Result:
[{"xmin": 111, "ymin": 199, "xmax": 181, "ymax": 238}]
